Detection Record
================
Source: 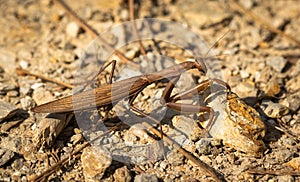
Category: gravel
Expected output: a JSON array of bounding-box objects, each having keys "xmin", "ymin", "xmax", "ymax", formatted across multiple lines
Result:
[{"xmin": 0, "ymin": 0, "xmax": 299, "ymax": 181}]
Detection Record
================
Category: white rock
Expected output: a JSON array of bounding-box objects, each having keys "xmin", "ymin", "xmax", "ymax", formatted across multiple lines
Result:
[
  {"xmin": 260, "ymin": 100, "xmax": 289, "ymax": 118},
  {"xmin": 240, "ymin": 70, "xmax": 250, "ymax": 78},
  {"xmin": 266, "ymin": 56, "xmax": 288, "ymax": 72},
  {"xmin": 19, "ymin": 60, "xmax": 29, "ymax": 69},
  {"xmin": 66, "ymin": 22, "xmax": 81, "ymax": 37},
  {"xmin": 20, "ymin": 96, "xmax": 36, "ymax": 110}
]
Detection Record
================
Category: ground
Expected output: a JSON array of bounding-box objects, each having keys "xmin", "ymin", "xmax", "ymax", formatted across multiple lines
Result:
[{"xmin": 0, "ymin": 0, "xmax": 300, "ymax": 181}]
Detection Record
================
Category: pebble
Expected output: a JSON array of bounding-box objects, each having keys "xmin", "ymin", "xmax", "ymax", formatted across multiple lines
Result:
[
  {"xmin": 172, "ymin": 115, "xmax": 198, "ymax": 140},
  {"xmin": 276, "ymin": 175, "xmax": 294, "ymax": 182},
  {"xmin": 0, "ymin": 148, "xmax": 15, "ymax": 166},
  {"xmin": 266, "ymin": 56, "xmax": 288, "ymax": 72},
  {"xmin": 81, "ymin": 146, "xmax": 112, "ymax": 180},
  {"xmin": 166, "ymin": 151, "xmax": 184, "ymax": 167},
  {"xmin": 0, "ymin": 136, "xmax": 22, "ymax": 153},
  {"xmin": 286, "ymin": 157, "xmax": 300, "ymax": 170},
  {"xmin": 6, "ymin": 90, "xmax": 19, "ymax": 97},
  {"xmin": 66, "ymin": 22, "xmax": 81, "ymax": 37},
  {"xmin": 113, "ymin": 166, "xmax": 132, "ymax": 182},
  {"xmin": 19, "ymin": 60, "xmax": 29, "ymax": 69},
  {"xmin": 20, "ymin": 96, "xmax": 36, "ymax": 110},
  {"xmin": 255, "ymin": 70, "xmax": 270, "ymax": 83},
  {"xmin": 19, "ymin": 83, "xmax": 32, "ymax": 96},
  {"xmin": 32, "ymin": 87, "xmax": 55, "ymax": 105},
  {"xmin": 275, "ymin": 148, "xmax": 294, "ymax": 162},
  {"xmin": 240, "ymin": 0, "xmax": 254, "ymax": 9},
  {"xmin": 280, "ymin": 93, "xmax": 300, "ymax": 112},
  {"xmin": 240, "ymin": 70, "xmax": 250, "ymax": 78},
  {"xmin": 286, "ymin": 76, "xmax": 300, "ymax": 93},
  {"xmin": 33, "ymin": 113, "xmax": 70, "ymax": 148},
  {"xmin": 70, "ymin": 133, "xmax": 83, "ymax": 145},
  {"xmin": 120, "ymin": 9, "xmax": 129, "ymax": 21},
  {"xmin": 11, "ymin": 158, "xmax": 24, "ymax": 171},
  {"xmin": 176, "ymin": 0, "xmax": 230, "ymax": 28},
  {"xmin": 195, "ymin": 138, "xmax": 212, "ymax": 155},
  {"xmin": 0, "ymin": 49, "xmax": 16, "ymax": 73},
  {"xmin": 0, "ymin": 83, "xmax": 18, "ymax": 95},
  {"xmin": 260, "ymin": 100, "xmax": 289, "ymax": 118},
  {"xmin": 0, "ymin": 101, "xmax": 18, "ymax": 122},
  {"xmin": 134, "ymin": 174, "xmax": 158, "ymax": 182},
  {"xmin": 234, "ymin": 81, "xmax": 257, "ymax": 98},
  {"xmin": 199, "ymin": 155, "xmax": 212, "ymax": 165},
  {"xmin": 160, "ymin": 161, "xmax": 168, "ymax": 170},
  {"xmin": 259, "ymin": 80, "xmax": 281, "ymax": 98}
]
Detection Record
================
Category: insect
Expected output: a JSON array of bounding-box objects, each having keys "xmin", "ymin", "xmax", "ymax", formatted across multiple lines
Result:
[
  {"xmin": 31, "ymin": 60, "xmax": 196, "ymax": 109},
  {"xmin": 32, "ymin": 58, "xmax": 233, "ymax": 129}
]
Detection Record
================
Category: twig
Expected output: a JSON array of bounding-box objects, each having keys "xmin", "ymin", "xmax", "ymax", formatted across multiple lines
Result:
[
  {"xmin": 228, "ymin": 0, "xmax": 300, "ymax": 48},
  {"xmin": 52, "ymin": 0, "xmax": 139, "ymax": 68},
  {"xmin": 142, "ymin": 121, "xmax": 225, "ymax": 182},
  {"xmin": 129, "ymin": 0, "xmax": 150, "ymax": 62},
  {"xmin": 16, "ymin": 67, "xmax": 73, "ymax": 89},
  {"xmin": 29, "ymin": 124, "xmax": 120, "ymax": 182},
  {"xmin": 248, "ymin": 169, "xmax": 300, "ymax": 176}
]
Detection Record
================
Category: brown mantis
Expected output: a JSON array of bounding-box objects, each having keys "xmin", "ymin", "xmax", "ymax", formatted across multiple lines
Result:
[
  {"xmin": 32, "ymin": 57, "xmax": 232, "ymax": 182},
  {"xmin": 32, "ymin": 58, "xmax": 231, "ymax": 128}
]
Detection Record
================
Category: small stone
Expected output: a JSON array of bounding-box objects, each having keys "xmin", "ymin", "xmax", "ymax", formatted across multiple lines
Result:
[
  {"xmin": 286, "ymin": 76, "xmax": 300, "ymax": 93},
  {"xmin": 20, "ymin": 96, "xmax": 36, "ymax": 110},
  {"xmin": 6, "ymin": 90, "xmax": 19, "ymax": 97},
  {"xmin": 255, "ymin": 70, "xmax": 270, "ymax": 83},
  {"xmin": 286, "ymin": 157, "xmax": 300, "ymax": 170},
  {"xmin": 31, "ymin": 83, "xmax": 44, "ymax": 90},
  {"xmin": 0, "ymin": 49, "xmax": 16, "ymax": 73},
  {"xmin": 19, "ymin": 83, "xmax": 32, "ymax": 96},
  {"xmin": 0, "ymin": 136, "xmax": 22, "ymax": 153},
  {"xmin": 19, "ymin": 60, "xmax": 29, "ymax": 69},
  {"xmin": 199, "ymin": 155, "xmax": 212, "ymax": 165},
  {"xmin": 260, "ymin": 100, "xmax": 289, "ymax": 118},
  {"xmin": 280, "ymin": 93, "xmax": 300, "ymax": 112},
  {"xmin": 134, "ymin": 174, "xmax": 158, "ymax": 182},
  {"xmin": 0, "ymin": 83, "xmax": 18, "ymax": 95},
  {"xmin": 259, "ymin": 80, "xmax": 281, "ymax": 98},
  {"xmin": 66, "ymin": 22, "xmax": 81, "ymax": 37},
  {"xmin": 239, "ymin": 0, "xmax": 254, "ymax": 9},
  {"xmin": 276, "ymin": 175, "xmax": 294, "ymax": 182},
  {"xmin": 11, "ymin": 158, "xmax": 24, "ymax": 171},
  {"xmin": 172, "ymin": 115, "xmax": 199, "ymax": 140},
  {"xmin": 0, "ymin": 148, "xmax": 15, "ymax": 166},
  {"xmin": 266, "ymin": 56, "xmax": 288, "ymax": 72},
  {"xmin": 33, "ymin": 113, "xmax": 70, "ymax": 148},
  {"xmin": 81, "ymin": 146, "xmax": 112, "ymax": 181},
  {"xmin": 113, "ymin": 166, "xmax": 132, "ymax": 182},
  {"xmin": 120, "ymin": 9, "xmax": 129, "ymax": 21},
  {"xmin": 234, "ymin": 81, "xmax": 257, "ymax": 98},
  {"xmin": 276, "ymin": 149, "xmax": 294, "ymax": 162},
  {"xmin": 159, "ymin": 161, "xmax": 168, "ymax": 170},
  {"xmin": 74, "ymin": 128, "xmax": 81, "ymax": 134},
  {"xmin": 32, "ymin": 87, "xmax": 55, "ymax": 105},
  {"xmin": 240, "ymin": 70, "xmax": 250, "ymax": 78},
  {"xmin": 70, "ymin": 133, "xmax": 83, "ymax": 145},
  {"xmin": 0, "ymin": 101, "xmax": 18, "ymax": 122},
  {"xmin": 195, "ymin": 138, "xmax": 212, "ymax": 155},
  {"xmin": 166, "ymin": 151, "xmax": 184, "ymax": 167}
]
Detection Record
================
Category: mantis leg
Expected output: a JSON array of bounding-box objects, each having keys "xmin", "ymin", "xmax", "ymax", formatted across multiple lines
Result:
[{"xmin": 161, "ymin": 78, "xmax": 231, "ymax": 136}]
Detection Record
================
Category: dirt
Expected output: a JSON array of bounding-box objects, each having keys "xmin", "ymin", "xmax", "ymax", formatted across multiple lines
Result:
[{"xmin": 0, "ymin": 0, "xmax": 300, "ymax": 181}]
